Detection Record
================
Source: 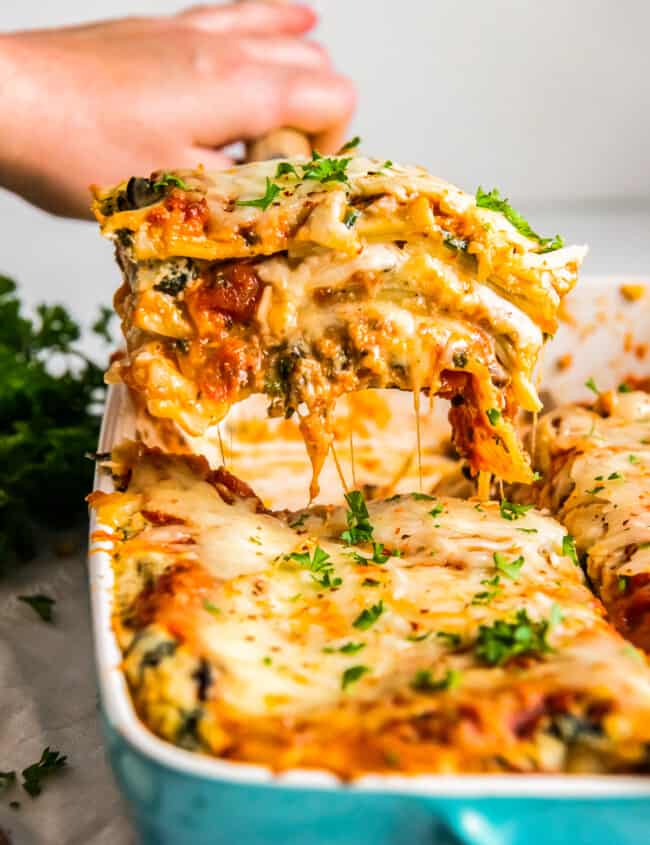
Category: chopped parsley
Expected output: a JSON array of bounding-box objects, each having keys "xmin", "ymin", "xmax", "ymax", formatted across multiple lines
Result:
[
  {"xmin": 203, "ymin": 600, "xmax": 221, "ymax": 616},
  {"xmin": 618, "ymin": 575, "xmax": 629, "ymax": 594},
  {"xmin": 339, "ymin": 641, "xmax": 366, "ymax": 654},
  {"xmin": 486, "ymin": 408, "xmax": 501, "ymax": 426},
  {"xmin": 443, "ymin": 233, "xmax": 468, "ymax": 252},
  {"xmin": 275, "ymin": 161, "xmax": 299, "ymax": 179},
  {"xmin": 362, "ymin": 578, "xmax": 381, "ymax": 587},
  {"xmin": 352, "ymin": 542, "xmax": 391, "ymax": 566},
  {"xmin": 584, "ymin": 377, "xmax": 599, "ymax": 395},
  {"xmin": 499, "ymin": 499, "xmax": 533, "ymax": 521},
  {"xmin": 290, "ymin": 546, "xmax": 342, "ymax": 590},
  {"xmin": 474, "ymin": 609, "xmax": 553, "ymax": 666},
  {"xmin": 262, "ymin": 656, "xmax": 272, "ymax": 666},
  {"xmin": 608, "ymin": 471, "xmax": 623, "ymax": 480},
  {"xmin": 151, "ymin": 172, "xmax": 189, "ymax": 191},
  {"xmin": 352, "ymin": 600, "xmax": 384, "ymax": 630},
  {"xmin": 302, "ymin": 151, "xmax": 351, "ymax": 184},
  {"xmin": 452, "ymin": 351, "xmax": 468, "ymax": 368},
  {"xmin": 406, "ymin": 630, "xmax": 431, "ymax": 642},
  {"xmin": 338, "ymin": 136, "xmax": 361, "ymax": 154},
  {"xmin": 493, "ymin": 552, "xmax": 525, "ymax": 580},
  {"xmin": 248, "ymin": 535, "xmax": 262, "ymax": 546},
  {"xmin": 410, "ymin": 668, "xmax": 461, "ymax": 693},
  {"xmin": 21, "ymin": 747, "xmax": 67, "ymax": 797},
  {"xmin": 517, "ymin": 527, "xmax": 538, "ymax": 534},
  {"xmin": 428, "ymin": 502, "xmax": 444, "ymax": 518},
  {"xmin": 289, "ymin": 513, "xmax": 308, "ymax": 530},
  {"xmin": 411, "ymin": 492, "xmax": 435, "ymax": 501},
  {"xmin": 475, "ymin": 187, "xmax": 563, "ymax": 252},
  {"xmin": 618, "ymin": 382, "xmax": 633, "ymax": 393},
  {"xmin": 382, "ymin": 160, "xmax": 393, "ymax": 170},
  {"xmin": 586, "ymin": 485, "xmax": 605, "ymax": 495},
  {"xmin": 341, "ymin": 664, "xmax": 369, "ymax": 690},
  {"xmin": 561, "ymin": 534, "xmax": 580, "ymax": 566},
  {"xmin": 341, "ymin": 490, "xmax": 374, "ymax": 545},
  {"xmin": 471, "ymin": 575, "xmax": 501, "ymax": 605},
  {"xmin": 18, "ymin": 594, "xmax": 55, "ymax": 623},
  {"xmin": 235, "ymin": 177, "xmax": 280, "ymax": 210},
  {"xmin": 629, "ymin": 454, "xmax": 640, "ymax": 464},
  {"xmin": 343, "ymin": 209, "xmax": 359, "ymax": 228},
  {"xmin": 436, "ymin": 631, "xmax": 462, "ymax": 648}
]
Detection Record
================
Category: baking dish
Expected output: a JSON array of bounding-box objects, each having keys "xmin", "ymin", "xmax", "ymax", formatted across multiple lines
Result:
[{"xmin": 90, "ymin": 275, "xmax": 650, "ymax": 845}]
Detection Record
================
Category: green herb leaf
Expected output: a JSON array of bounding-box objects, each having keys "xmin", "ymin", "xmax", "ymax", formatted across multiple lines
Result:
[
  {"xmin": 607, "ymin": 471, "xmax": 623, "ymax": 480},
  {"xmin": 301, "ymin": 151, "xmax": 351, "ymax": 184},
  {"xmin": 499, "ymin": 499, "xmax": 533, "ymax": 521},
  {"xmin": 474, "ymin": 609, "xmax": 553, "ymax": 666},
  {"xmin": 486, "ymin": 408, "xmax": 501, "ymax": 425},
  {"xmin": 21, "ymin": 748, "xmax": 67, "ymax": 797},
  {"xmin": 275, "ymin": 162, "xmax": 299, "ymax": 179},
  {"xmin": 352, "ymin": 542, "xmax": 391, "ymax": 566},
  {"xmin": 471, "ymin": 575, "xmax": 501, "ymax": 605},
  {"xmin": 410, "ymin": 668, "xmax": 461, "ymax": 693},
  {"xmin": 290, "ymin": 545, "xmax": 342, "ymax": 589},
  {"xmin": 453, "ymin": 351, "xmax": 468, "ymax": 368},
  {"xmin": 341, "ymin": 490, "xmax": 374, "ymax": 545},
  {"xmin": 406, "ymin": 630, "xmax": 431, "ymax": 642},
  {"xmin": 618, "ymin": 382, "xmax": 633, "ymax": 393},
  {"xmin": 341, "ymin": 664, "xmax": 370, "ymax": 690},
  {"xmin": 586, "ymin": 485, "xmax": 605, "ymax": 495},
  {"xmin": 517, "ymin": 527, "xmax": 538, "ymax": 534},
  {"xmin": 585, "ymin": 377, "xmax": 599, "ymax": 395},
  {"xmin": 411, "ymin": 492, "xmax": 435, "ymax": 501},
  {"xmin": 618, "ymin": 575, "xmax": 629, "ymax": 594},
  {"xmin": 352, "ymin": 600, "xmax": 384, "ymax": 630},
  {"xmin": 337, "ymin": 136, "xmax": 361, "ymax": 154},
  {"xmin": 561, "ymin": 535, "xmax": 580, "ymax": 566},
  {"xmin": 436, "ymin": 631, "xmax": 462, "ymax": 647},
  {"xmin": 475, "ymin": 187, "xmax": 563, "ymax": 252},
  {"xmin": 18, "ymin": 594, "xmax": 55, "ymax": 623},
  {"xmin": 493, "ymin": 552, "xmax": 525, "ymax": 580},
  {"xmin": 236, "ymin": 177, "xmax": 281, "ymax": 210},
  {"xmin": 203, "ymin": 600, "xmax": 221, "ymax": 616},
  {"xmin": 339, "ymin": 641, "xmax": 366, "ymax": 654},
  {"xmin": 629, "ymin": 454, "xmax": 640, "ymax": 464},
  {"xmin": 152, "ymin": 172, "xmax": 189, "ymax": 191},
  {"xmin": 428, "ymin": 502, "xmax": 444, "ymax": 518},
  {"xmin": 343, "ymin": 209, "xmax": 359, "ymax": 228}
]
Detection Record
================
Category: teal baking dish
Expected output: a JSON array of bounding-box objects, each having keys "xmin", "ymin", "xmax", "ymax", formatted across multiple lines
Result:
[{"xmin": 90, "ymin": 277, "xmax": 650, "ymax": 845}]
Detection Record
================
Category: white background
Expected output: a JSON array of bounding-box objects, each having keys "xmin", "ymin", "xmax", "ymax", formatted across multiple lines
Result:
[{"xmin": 1, "ymin": 0, "xmax": 650, "ymax": 335}]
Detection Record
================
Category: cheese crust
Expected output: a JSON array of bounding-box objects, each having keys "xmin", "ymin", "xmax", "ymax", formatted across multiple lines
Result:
[
  {"xmin": 89, "ymin": 446, "xmax": 650, "ymax": 777},
  {"xmin": 94, "ymin": 158, "xmax": 586, "ymax": 496},
  {"xmin": 533, "ymin": 390, "xmax": 650, "ymax": 651}
]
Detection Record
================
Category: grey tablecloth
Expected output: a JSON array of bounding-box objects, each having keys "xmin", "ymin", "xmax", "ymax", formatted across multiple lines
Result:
[{"xmin": 0, "ymin": 535, "xmax": 133, "ymax": 845}]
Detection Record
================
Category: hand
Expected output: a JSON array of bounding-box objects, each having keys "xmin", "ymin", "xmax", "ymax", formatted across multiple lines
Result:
[{"xmin": 0, "ymin": 3, "xmax": 355, "ymax": 218}]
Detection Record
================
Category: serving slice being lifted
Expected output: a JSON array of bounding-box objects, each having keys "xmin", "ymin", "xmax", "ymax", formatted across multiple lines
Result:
[{"xmin": 94, "ymin": 150, "xmax": 586, "ymax": 497}]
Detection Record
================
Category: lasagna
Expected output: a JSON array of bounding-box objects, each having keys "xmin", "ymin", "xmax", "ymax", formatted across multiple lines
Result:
[
  {"xmin": 93, "ymin": 157, "xmax": 586, "ymax": 497},
  {"xmin": 533, "ymin": 388, "xmax": 650, "ymax": 651},
  {"xmin": 89, "ymin": 446, "xmax": 650, "ymax": 776}
]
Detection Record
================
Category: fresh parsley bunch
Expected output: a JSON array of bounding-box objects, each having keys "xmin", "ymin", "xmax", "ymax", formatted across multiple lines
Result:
[{"xmin": 0, "ymin": 274, "xmax": 112, "ymax": 566}]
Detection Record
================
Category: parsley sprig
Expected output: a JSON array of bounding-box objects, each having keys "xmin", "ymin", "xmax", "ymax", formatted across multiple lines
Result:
[
  {"xmin": 475, "ymin": 609, "xmax": 555, "ymax": 666},
  {"xmin": 475, "ymin": 187, "xmax": 564, "ymax": 253},
  {"xmin": 341, "ymin": 491, "xmax": 374, "ymax": 545},
  {"xmin": 499, "ymin": 500, "xmax": 533, "ymax": 521},
  {"xmin": 289, "ymin": 545, "xmax": 341, "ymax": 589},
  {"xmin": 352, "ymin": 600, "xmax": 384, "ymax": 630},
  {"xmin": 410, "ymin": 668, "xmax": 461, "ymax": 693},
  {"xmin": 493, "ymin": 552, "xmax": 525, "ymax": 580},
  {"xmin": 236, "ymin": 177, "xmax": 281, "ymax": 211}
]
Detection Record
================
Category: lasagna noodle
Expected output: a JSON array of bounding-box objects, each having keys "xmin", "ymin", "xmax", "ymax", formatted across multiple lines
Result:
[
  {"xmin": 89, "ymin": 447, "xmax": 650, "ymax": 776},
  {"xmin": 533, "ymin": 390, "xmax": 650, "ymax": 651},
  {"xmin": 94, "ymin": 158, "xmax": 586, "ymax": 497}
]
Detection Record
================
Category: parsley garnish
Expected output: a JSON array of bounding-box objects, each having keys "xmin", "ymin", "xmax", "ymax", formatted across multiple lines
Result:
[
  {"xmin": 618, "ymin": 575, "xmax": 629, "ymax": 594},
  {"xmin": 453, "ymin": 351, "xmax": 468, "ymax": 368},
  {"xmin": 618, "ymin": 382, "xmax": 633, "ymax": 393},
  {"xmin": 474, "ymin": 609, "xmax": 553, "ymax": 666},
  {"xmin": 341, "ymin": 664, "xmax": 369, "ymax": 690},
  {"xmin": 629, "ymin": 454, "xmax": 640, "ymax": 464},
  {"xmin": 289, "ymin": 513, "xmax": 308, "ymax": 530},
  {"xmin": 499, "ymin": 499, "xmax": 533, "ymax": 521},
  {"xmin": 341, "ymin": 490, "xmax": 374, "ymax": 545},
  {"xmin": 436, "ymin": 631, "xmax": 462, "ymax": 647},
  {"xmin": 302, "ymin": 151, "xmax": 351, "ymax": 184},
  {"xmin": 517, "ymin": 527, "xmax": 538, "ymax": 534},
  {"xmin": 152, "ymin": 172, "xmax": 189, "ymax": 191},
  {"xmin": 411, "ymin": 492, "xmax": 435, "ymax": 501},
  {"xmin": 18, "ymin": 594, "xmax": 55, "ymax": 623},
  {"xmin": 471, "ymin": 575, "xmax": 501, "ymax": 605},
  {"xmin": 586, "ymin": 485, "xmax": 605, "ymax": 495},
  {"xmin": 561, "ymin": 534, "xmax": 579, "ymax": 566},
  {"xmin": 236, "ymin": 177, "xmax": 280, "ymax": 211},
  {"xmin": 362, "ymin": 578, "xmax": 380, "ymax": 587},
  {"xmin": 203, "ymin": 600, "xmax": 221, "ymax": 616},
  {"xmin": 21, "ymin": 748, "xmax": 67, "ymax": 797},
  {"xmin": 343, "ymin": 209, "xmax": 359, "ymax": 228},
  {"xmin": 585, "ymin": 377, "xmax": 599, "ymax": 395},
  {"xmin": 608, "ymin": 471, "xmax": 623, "ymax": 480},
  {"xmin": 428, "ymin": 502, "xmax": 444, "ymax": 518},
  {"xmin": 443, "ymin": 233, "xmax": 469, "ymax": 252},
  {"xmin": 338, "ymin": 136, "xmax": 361, "ymax": 154},
  {"xmin": 486, "ymin": 408, "xmax": 501, "ymax": 425},
  {"xmin": 339, "ymin": 641, "xmax": 366, "ymax": 654},
  {"xmin": 352, "ymin": 600, "xmax": 384, "ymax": 630},
  {"xmin": 493, "ymin": 552, "xmax": 525, "ymax": 580},
  {"xmin": 475, "ymin": 187, "xmax": 563, "ymax": 252},
  {"xmin": 352, "ymin": 542, "xmax": 391, "ymax": 566},
  {"xmin": 275, "ymin": 162, "xmax": 299, "ymax": 179},
  {"xmin": 262, "ymin": 656, "xmax": 272, "ymax": 666},
  {"xmin": 406, "ymin": 630, "xmax": 431, "ymax": 642},
  {"xmin": 290, "ymin": 546, "xmax": 342, "ymax": 589},
  {"xmin": 410, "ymin": 668, "xmax": 461, "ymax": 693}
]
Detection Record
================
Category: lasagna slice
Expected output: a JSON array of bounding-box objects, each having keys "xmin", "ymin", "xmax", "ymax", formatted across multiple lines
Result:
[
  {"xmin": 94, "ymin": 158, "xmax": 586, "ymax": 497},
  {"xmin": 533, "ymin": 388, "xmax": 650, "ymax": 651},
  {"xmin": 90, "ymin": 446, "xmax": 650, "ymax": 776}
]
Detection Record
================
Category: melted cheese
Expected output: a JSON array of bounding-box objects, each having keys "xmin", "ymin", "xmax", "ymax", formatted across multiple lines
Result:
[
  {"xmin": 95, "ymin": 157, "xmax": 586, "ymax": 496},
  {"xmin": 91, "ymin": 450, "xmax": 650, "ymax": 776}
]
